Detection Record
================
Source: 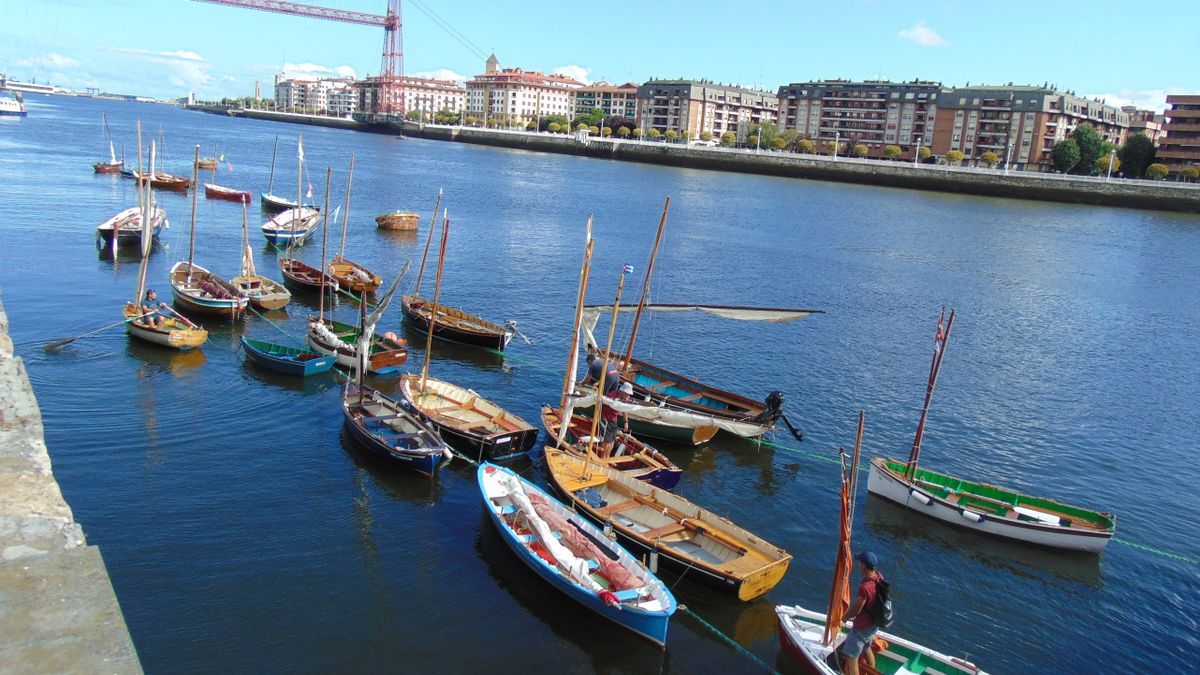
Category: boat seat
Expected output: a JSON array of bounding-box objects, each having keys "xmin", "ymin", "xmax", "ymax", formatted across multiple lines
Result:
[
  {"xmin": 360, "ymin": 414, "xmax": 406, "ymax": 422},
  {"xmin": 595, "ymin": 499, "xmax": 640, "ymax": 517},
  {"xmin": 375, "ymin": 432, "xmax": 421, "ymax": 441},
  {"xmin": 499, "ymin": 504, "xmax": 517, "ymax": 516},
  {"xmin": 612, "ymin": 589, "xmax": 641, "ymax": 602},
  {"xmin": 647, "ymin": 381, "xmax": 677, "ymax": 392},
  {"xmin": 676, "ymin": 392, "xmax": 706, "ymax": 402},
  {"xmin": 642, "ymin": 523, "xmax": 688, "ymax": 540}
]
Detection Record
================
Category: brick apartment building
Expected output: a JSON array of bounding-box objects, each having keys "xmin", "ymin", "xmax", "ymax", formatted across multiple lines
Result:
[
  {"xmin": 574, "ymin": 82, "xmax": 638, "ymax": 121},
  {"xmin": 636, "ymin": 80, "xmax": 777, "ymax": 140},
  {"xmin": 1158, "ymin": 95, "xmax": 1200, "ymax": 172},
  {"xmin": 776, "ymin": 80, "xmax": 940, "ymax": 158},
  {"xmin": 357, "ymin": 75, "xmax": 465, "ymax": 117}
]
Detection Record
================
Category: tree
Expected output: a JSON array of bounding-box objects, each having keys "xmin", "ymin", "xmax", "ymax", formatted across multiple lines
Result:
[
  {"xmin": 526, "ymin": 120, "xmax": 537, "ymax": 130},
  {"xmin": 665, "ymin": 129, "xmax": 678, "ymax": 140},
  {"xmin": 980, "ymin": 151, "xmax": 1000, "ymax": 168},
  {"xmin": 720, "ymin": 131, "xmax": 736, "ymax": 147},
  {"xmin": 576, "ymin": 122, "xmax": 589, "ymax": 131},
  {"xmin": 648, "ymin": 128, "xmax": 661, "ymax": 138},
  {"xmin": 1096, "ymin": 153, "xmax": 1120, "ymax": 176},
  {"xmin": 602, "ymin": 126, "xmax": 613, "ymax": 137},
  {"xmin": 548, "ymin": 122, "xmax": 561, "ymax": 133},
  {"xmin": 699, "ymin": 131, "xmax": 713, "ymax": 142},
  {"xmin": 1183, "ymin": 166, "xmax": 1200, "ymax": 182},
  {"xmin": 1070, "ymin": 123, "xmax": 1103, "ymax": 175},
  {"xmin": 747, "ymin": 122, "xmax": 782, "ymax": 150},
  {"xmin": 1118, "ymin": 132, "xmax": 1156, "ymax": 178},
  {"xmin": 464, "ymin": 116, "xmax": 478, "ymax": 127},
  {"xmin": 797, "ymin": 139, "xmax": 815, "ymax": 154},
  {"xmin": 633, "ymin": 128, "xmax": 645, "ymax": 138},
  {"xmin": 825, "ymin": 140, "xmax": 838, "ymax": 155},
  {"xmin": 747, "ymin": 135, "xmax": 759, "ymax": 148},
  {"xmin": 617, "ymin": 126, "xmax": 630, "ymax": 137},
  {"xmin": 588, "ymin": 125, "xmax": 600, "ymax": 135},
  {"xmin": 771, "ymin": 137, "xmax": 787, "ymax": 150},
  {"xmin": 1051, "ymin": 140, "xmax": 1080, "ymax": 173},
  {"xmin": 883, "ymin": 145, "xmax": 902, "ymax": 160},
  {"xmin": 853, "ymin": 144, "xmax": 869, "ymax": 158},
  {"xmin": 918, "ymin": 146, "xmax": 932, "ymax": 162},
  {"xmin": 946, "ymin": 150, "xmax": 964, "ymax": 165},
  {"xmin": 405, "ymin": 109, "xmax": 421, "ymax": 122},
  {"xmin": 1145, "ymin": 163, "xmax": 1169, "ymax": 180}
]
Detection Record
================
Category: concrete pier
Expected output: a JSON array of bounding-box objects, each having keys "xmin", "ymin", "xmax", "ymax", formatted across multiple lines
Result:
[{"xmin": 0, "ymin": 296, "xmax": 141, "ymax": 673}]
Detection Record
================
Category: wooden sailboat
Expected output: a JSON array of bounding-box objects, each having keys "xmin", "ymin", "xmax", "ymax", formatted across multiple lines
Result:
[
  {"xmin": 195, "ymin": 156, "xmax": 217, "ymax": 170},
  {"xmin": 400, "ymin": 190, "xmax": 513, "ymax": 351},
  {"xmin": 96, "ymin": 205, "xmax": 167, "ymax": 250},
  {"xmin": 169, "ymin": 146, "xmax": 248, "ymax": 320},
  {"xmin": 232, "ymin": 198, "xmax": 291, "ymax": 310},
  {"xmin": 399, "ymin": 210, "xmax": 537, "ymax": 461},
  {"xmin": 262, "ymin": 134, "xmax": 319, "ymax": 246},
  {"xmin": 92, "ymin": 113, "xmax": 123, "ymax": 173},
  {"xmin": 327, "ymin": 155, "xmax": 381, "ymax": 293},
  {"xmin": 205, "ymin": 183, "xmax": 252, "ymax": 202},
  {"xmin": 866, "ymin": 309, "xmax": 1116, "ymax": 552},
  {"xmin": 279, "ymin": 168, "xmax": 340, "ymax": 296},
  {"xmin": 777, "ymin": 412, "xmax": 987, "ymax": 674},
  {"xmin": 479, "ymin": 462, "xmax": 677, "ymax": 646},
  {"xmin": 124, "ymin": 125, "xmax": 207, "ymax": 350},
  {"xmin": 342, "ymin": 272, "xmax": 452, "ymax": 477},
  {"xmin": 261, "ymin": 134, "xmax": 317, "ymax": 213}
]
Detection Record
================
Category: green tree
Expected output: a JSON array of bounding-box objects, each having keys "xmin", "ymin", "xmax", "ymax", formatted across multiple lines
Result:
[
  {"xmin": 648, "ymin": 128, "xmax": 661, "ymax": 138},
  {"xmin": 797, "ymin": 139, "xmax": 815, "ymax": 154},
  {"xmin": 617, "ymin": 126, "xmax": 630, "ymax": 137},
  {"xmin": 825, "ymin": 140, "xmax": 838, "ymax": 155},
  {"xmin": 771, "ymin": 137, "xmax": 787, "ymax": 150},
  {"xmin": 883, "ymin": 145, "xmax": 902, "ymax": 160},
  {"xmin": 747, "ymin": 135, "xmax": 759, "ymax": 147},
  {"xmin": 576, "ymin": 122, "xmax": 589, "ymax": 131},
  {"xmin": 548, "ymin": 122, "xmax": 561, "ymax": 133},
  {"xmin": 980, "ymin": 151, "xmax": 1000, "ymax": 168},
  {"xmin": 588, "ymin": 125, "xmax": 600, "ymax": 135},
  {"xmin": 946, "ymin": 150, "xmax": 964, "ymax": 165},
  {"xmin": 665, "ymin": 129, "xmax": 678, "ymax": 140},
  {"xmin": 1051, "ymin": 140, "xmax": 1080, "ymax": 173},
  {"xmin": 633, "ymin": 128, "xmax": 645, "ymax": 138},
  {"xmin": 1144, "ymin": 163, "xmax": 1169, "ymax": 180},
  {"xmin": 699, "ymin": 131, "xmax": 713, "ymax": 142},
  {"xmin": 918, "ymin": 146, "xmax": 932, "ymax": 162},
  {"xmin": 1183, "ymin": 166, "xmax": 1200, "ymax": 182},
  {"xmin": 464, "ymin": 116, "xmax": 478, "ymax": 126},
  {"xmin": 1118, "ymin": 132, "xmax": 1156, "ymax": 178},
  {"xmin": 1070, "ymin": 123, "xmax": 1103, "ymax": 175},
  {"xmin": 405, "ymin": 109, "xmax": 421, "ymax": 122},
  {"xmin": 853, "ymin": 144, "xmax": 869, "ymax": 158},
  {"xmin": 1096, "ymin": 153, "xmax": 1120, "ymax": 176},
  {"xmin": 720, "ymin": 131, "xmax": 736, "ymax": 146},
  {"xmin": 602, "ymin": 126, "xmax": 613, "ymax": 137},
  {"xmin": 747, "ymin": 122, "xmax": 781, "ymax": 149}
]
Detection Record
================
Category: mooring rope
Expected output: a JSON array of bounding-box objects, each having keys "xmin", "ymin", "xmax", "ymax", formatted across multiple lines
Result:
[{"xmin": 679, "ymin": 606, "xmax": 776, "ymax": 673}]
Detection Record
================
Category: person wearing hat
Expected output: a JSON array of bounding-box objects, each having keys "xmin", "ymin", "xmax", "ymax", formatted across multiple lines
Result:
[
  {"xmin": 841, "ymin": 551, "xmax": 884, "ymax": 675},
  {"xmin": 139, "ymin": 289, "xmax": 169, "ymax": 328}
]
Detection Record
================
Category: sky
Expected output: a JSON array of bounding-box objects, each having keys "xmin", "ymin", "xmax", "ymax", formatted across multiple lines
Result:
[{"xmin": 1, "ymin": 0, "xmax": 1195, "ymax": 110}]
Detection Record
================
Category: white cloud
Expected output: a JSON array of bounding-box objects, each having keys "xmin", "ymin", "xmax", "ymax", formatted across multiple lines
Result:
[
  {"xmin": 16, "ymin": 52, "xmax": 80, "ymax": 69},
  {"xmin": 104, "ymin": 47, "xmax": 214, "ymax": 90},
  {"xmin": 551, "ymin": 65, "xmax": 591, "ymax": 85},
  {"xmin": 898, "ymin": 21, "xmax": 949, "ymax": 47},
  {"xmin": 278, "ymin": 62, "xmax": 357, "ymax": 80},
  {"xmin": 1082, "ymin": 87, "xmax": 1189, "ymax": 113},
  {"xmin": 411, "ymin": 69, "xmax": 467, "ymax": 83}
]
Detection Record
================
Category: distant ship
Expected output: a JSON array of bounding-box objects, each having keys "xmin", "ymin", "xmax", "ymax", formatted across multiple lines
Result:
[{"xmin": 0, "ymin": 91, "xmax": 27, "ymax": 117}]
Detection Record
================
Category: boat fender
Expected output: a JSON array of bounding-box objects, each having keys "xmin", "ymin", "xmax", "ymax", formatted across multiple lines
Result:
[
  {"xmin": 441, "ymin": 447, "xmax": 454, "ymax": 463},
  {"xmin": 649, "ymin": 548, "xmax": 659, "ymax": 574},
  {"xmin": 959, "ymin": 509, "xmax": 984, "ymax": 523},
  {"xmin": 908, "ymin": 489, "xmax": 933, "ymax": 506}
]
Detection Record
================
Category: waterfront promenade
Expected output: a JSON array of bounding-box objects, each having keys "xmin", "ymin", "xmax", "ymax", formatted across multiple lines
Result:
[{"xmin": 0, "ymin": 295, "xmax": 140, "ymax": 673}]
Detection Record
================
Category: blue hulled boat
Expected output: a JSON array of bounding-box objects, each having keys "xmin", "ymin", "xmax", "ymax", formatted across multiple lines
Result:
[
  {"xmin": 478, "ymin": 463, "xmax": 676, "ymax": 646},
  {"xmin": 241, "ymin": 336, "xmax": 335, "ymax": 376},
  {"xmin": 261, "ymin": 207, "xmax": 319, "ymax": 247},
  {"xmin": 343, "ymin": 382, "xmax": 453, "ymax": 478}
]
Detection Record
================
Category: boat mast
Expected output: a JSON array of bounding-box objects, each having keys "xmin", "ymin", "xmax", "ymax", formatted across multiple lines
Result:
[
  {"xmin": 295, "ymin": 132, "xmax": 303, "ymax": 248},
  {"xmin": 134, "ymin": 140, "xmax": 155, "ymax": 301},
  {"xmin": 240, "ymin": 196, "xmax": 255, "ymax": 278},
  {"xmin": 130, "ymin": 121, "xmax": 145, "ymax": 291},
  {"xmin": 319, "ymin": 166, "xmax": 331, "ymax": 321},
  {"xmin": 585, "ymin": 266, "xmax": 628, "ymax": 471},
  {"xmin": 187, "ymin": 145, "xmax": 199, "ymax": 280},
  {"xmin": 905, "ymin": 308, "xmax": 955, "ymax": 479},
  {"xmin": 823, "ymin": 410, "xmax": 864, "ymax": 645},
  {"xmin": 338, "ymin": 155, "xmax": 355, "ymax": 260},
  {"xmin": 559, "ymin": 217, "xmax": 595, "ymax": 413},
  {"xmin": 621, "ymin": 196, "xmax": 670, "ymax": 370},
  {"xmin": 413, "ymin": 188, "xmax": 443, "ymax": 294},
  {"xmin": 420, "ymin": 209, "xmax": 449, "ymax": 393},
  {"xmin": 267, "ymin": 134, "xmax": 278, "ymax": 195}
]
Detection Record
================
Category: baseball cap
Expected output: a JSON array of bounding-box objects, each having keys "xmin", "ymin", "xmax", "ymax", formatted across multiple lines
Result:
[{"xmin": 855, "ymin": 551, "xmax": 879, "ymax": 568}]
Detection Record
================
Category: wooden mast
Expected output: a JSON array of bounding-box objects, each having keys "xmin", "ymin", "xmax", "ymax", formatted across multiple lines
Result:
[
  {"xmin": 295, "ymin": 132, "xmax": 303, "ymax": 254},
  {"xmin": 585, "ymin": 267, "xmax": 627, "ymax": 471},
  {"xmin": 338, "ymin": 155, "xmax": 355, "ymax": 260},
  {"xmin": 267, "ymin": 134, "xmax": 278, "ymax": 196},
  {"xmin": 823, "ymin": 410, "xmax": 864, "ymax": 645},
  {"xmin": 905, "ymin": 308, "xmax": 955, "ymax": 479},
  {"xmin": 240, "ymin": 196, "xmax": 254, "ymax": 278},
  {"xmin": 318, "ymin": 167, "xmax": 332, "ymax": 321},
  {"xmin": 621, "ymin": 196, "xmax": 670, "ymax": 370},
  {"xmin": 414, "ymin": 188, "xmax": 443, "ymax": 294},
  {"xmin": 186, "ymin": 145, "xmax": 200, "ymax": 280},
  {"xmin": 131, "ymin": 121, "xmax": 146, "ymax": 297},
  {"xmin": 420, "ymin": 209, "xmax": 449, "ymax": 393},
  {"xmin": 559, "ymin": 217, "xmax": 595, "ymax": 413}
]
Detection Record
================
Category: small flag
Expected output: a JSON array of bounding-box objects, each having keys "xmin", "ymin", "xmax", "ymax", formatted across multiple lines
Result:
[
  {"xmin": 306, "ymin": 183, "xmax": 313, "ymax": 200},
  {"xmin": 226, "ymin": 162, "xmax": 234, "ymax": 172},
  {"xmin": 622, "ymin": 263, "xmax": 634, "ymax": 275},
  {"xmin": 218, "ymin": 154, "xmax": 224, "ymax": 162},
  {"xmin": 297, "ymin": 137, "xmax": 304, "ymax": 162}
]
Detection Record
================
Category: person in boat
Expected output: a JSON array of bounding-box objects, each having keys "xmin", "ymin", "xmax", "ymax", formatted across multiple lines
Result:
[
  {"xmin": 581, "ymin": 349, "xmax": 622, "ymax": 456},
  {"xmin": 139, "ymin": 289, "xmax": 168, "ymax": 328},
  {"xmin": 840, "ymin": 551, "xmax": 884, "ymax": 675}
]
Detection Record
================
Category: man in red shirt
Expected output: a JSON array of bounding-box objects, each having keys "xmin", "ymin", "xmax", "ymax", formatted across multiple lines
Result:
[{"xmin": 841, "ymin": 551, "xmax": 883, "ymax": 675}]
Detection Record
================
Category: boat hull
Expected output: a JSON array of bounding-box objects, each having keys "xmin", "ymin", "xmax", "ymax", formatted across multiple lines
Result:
[
  {"xmin": 94, "ymin": 162, "xmax": 123, "ymax": 174},
  {"xmin": 123, "ymin": 303, "xmax": 208, "ymax": 350},
  {"xmin": 96, "ymin": 206, "xmax": 167, "ymax": 248},
  {"xmin": 260, "ymin": 192, "xmax": 318, "ymax": 213},
  {"xmin": 241, "ymin": 336, "xmax": 334, "ymax": 376},
  {"xmin": 865, "ymin": 458, "xmax": 1114, "ymax": 553},
  {"xmin": 575, "ymin": 397, "xmax": 719, "ymax": 447},
  {"xmin": 342, "ymin": 384, "xmax": 450, "ymax": 477},
  {"xmin": 169, "ymin": 262, "xmax": 248, "ymax": 320},
  {"xmin": 400, "ymin": 375, "xmax": 538, "ymax": 461},
  {"xmin": 541, "ymin": 406, "xmax": 682, "ymax": 490},
  {"xmin": 375, "ymin": 212, "xmax": 419, "ymax": 230},
  {"xmin": 279, "ymin": 259, "xmax": 339, "ymax": 295},
  {"xmin": 262, "ymin": 208, "xmax": 319, "ymax": 247},
  {"xmin": 329, "ymin": 258, "xmax": 381, "ymax": 293},
  {"xmin": 204, "ymin": 183, "xmax": 253, "ymax": 202},
  {"xmin": 400, "ymin": 295, "xmax": 512, "ymax": 351},
  {"xmin": 232, "ymin": 274, "xmax": 291, "ymax": 311},
  {"xmin": 305, "ymin": 319, "xmax": 408, "ymax": 374}
]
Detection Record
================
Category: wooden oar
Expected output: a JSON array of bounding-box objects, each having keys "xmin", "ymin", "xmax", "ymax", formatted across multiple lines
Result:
[
  {"xmin": 158, "ymin": 303, "xmax": 201, "ymax": 329},
  {"xmin": 44, "ymin": 312, "xmax": 152, "ymax": 351}
]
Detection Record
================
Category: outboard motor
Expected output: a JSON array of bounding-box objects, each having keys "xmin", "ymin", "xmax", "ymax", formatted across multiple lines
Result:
[{"xmin": 752, "ymin": 390, "xmax": 786, "ymax": 424}]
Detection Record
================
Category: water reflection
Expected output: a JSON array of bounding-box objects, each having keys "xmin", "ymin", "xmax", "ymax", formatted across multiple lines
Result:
[
  {"xmin": 399, "ymin": 322, "xmax": 506, "ymax": 372},
  {"xmin": 127, "ymin": 340, "xmax": 207, "ymax": 377},
  {"xmin": 339, "ymin": 427, "xmax": 444, "ymax": 507}
]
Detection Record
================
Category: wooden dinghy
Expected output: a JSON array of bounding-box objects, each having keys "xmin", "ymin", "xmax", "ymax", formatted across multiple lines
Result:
[
  {"xmin": 479, "ymin": 463, "xmax": 677, "ymax": 646},
  {"xmin": 279, "ymin": 258, "xmax": 339, "ymax": 295},
  {"xmin": 544, "ymin": 448, "xmax": 791, "ymax": 601},
  {"xmin": 400, "ymin": 295, "xmax": 512, "ymax": 351},
  {"xmin": 375, "ymin": 211, "xmax": 419, "ymax": 230},
  {"xmin": 93, "ymin": 113, "xmax": 123, "ymax": 173},
  {"xmin": 94, "ymin": 160, "xmax": 123, "ymax": 174},
  {"xmin": 241, "ymin": 336, "xmax": 334, "ymax": 376},
  {"xmin": 306, "ymin": 319, "xmax": 408, "ymax": 374},
  {"xmin": 195, "ymin": 156, "xmax": 217, "ymax": 170},
  {"xmin": 133, "ymin": 170, "xmax": 191, "ymax": 190},
  {"xmin": 571, "ymin": 387, "xmax": 720, "ymax": 446},
  {"xmin": 169, "ymin": 261, "xmax": 247, "ymax": 319},
  {"xmin": 261, "ymin": 208, "xmax": 320, "ymax": 247},
  {"xmin": 399, "ymin": 374, "xmax": 538, "ymax": 461},
  {"xmin": 232, "ymin": 198, "xmax": 290, "ymax": 310},
  {"xmin": 867, "ymin": 309, "xmax": 1116, "ymax": 553},
  {"xmin": 204, "ymin": 183, "xmax": 252, "ymax": 202},
  {"xmin": 541, "ymin": 405, "xmax": 681, "ymax": 490},
  {"xmin": 343, "ymin": 382, "xmax": 453, "ymax": 477},
  {"xmin": 325, "ymin": 156, "xmax": 381, "ymax": 294},
  {"xmin": 96, "ymin": 205, "xmax": 167, "ymax": 248},
  {"xmin": 124, "ymin": 302, "xmax": 208, "ymax": 350}
]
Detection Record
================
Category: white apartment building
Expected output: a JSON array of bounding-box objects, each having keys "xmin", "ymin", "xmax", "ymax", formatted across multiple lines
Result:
[{"xmin": 465, "ymin": 54, "xmax": 582, "ymax": 124}]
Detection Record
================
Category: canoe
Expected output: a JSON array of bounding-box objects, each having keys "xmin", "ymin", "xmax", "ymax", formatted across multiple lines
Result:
[
  {"xmin": 399, "ymin": 374, "xmax": 538, "ymax": 461},
  {"xmin": 866, "ymin": 458, "xmax": 1116, "ymax": 553},
  {"xmin": 342, "ymin": 382, "xmax": 453, "ymax": 477},
  {"xmin": 169, "ymin": 261, "xmax": 248, "ymax": 319},
  {"xmin": 123, "ymin": 301, "xmax": 208, "ymax": 350},
  {"xmin": 260, "ymin": 192, "xmax": 318, "ymax": 214},
  {"xmin": 261, "ymin": 208, "xmax": 320, "ymax": 246},
  {"xmin": 541, "ymin": 405, "xmax": 681, "ymax": 490},
  {"xmin": 232, "ymin": 273, "xmax": 291, "ymax": 310},
  {"xmin": 329, "ymin": 256, "xmax": 381, "ymax": 294},
  {"xmin": 305, "ymin": 318, "xmax": 408, "ymax": 374},
  {"xmin": 479, "ymin": 462, "xmax": 676, "ymax": 646},
  {"xmin": 400, "ymin": 295, "xmax": 512, "ymax": 351},
  {"xmin": 776, "ymin": 605, "xmax": 987, "ymax": 675},
  {"xmin": 375, "ymin": 211, "xmax": 419, "ymax": 230},
  {"xmin": 241, "ymin": 336, "xmax": 334, "ymax": 376},
  {"xmin": 621, "ymin": 357, "xmax": 784, "ymax": 438},
  {"xmin": 97, "ymin": 206, "xmax": 168, "ymax": 248},
  {"xmin": 544, "ymin": 447, "xmax": 791, "ymax": 601},
  {"xmin": 204, "ymin": 183, "xmax": 253, "ymax": 202},
  {"xmin": 279, "ymin": 258, "xmax": 339, "ymax": 295},
  {"xmin": 93, "ymin": 160, "xmax": 123, "ymax": 174},
  {"xmin": 571, "ymin": 388, "xmax": 719, "ymax": 447},
  {"xmin": 132, "ymin": 170, "xmax": 191, "ymax": 190}
]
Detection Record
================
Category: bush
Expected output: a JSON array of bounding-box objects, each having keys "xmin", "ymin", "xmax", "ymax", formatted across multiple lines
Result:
[
  {"xmin": 602, "ymin": 127, "xmax": 613, "ymax": 137},
  {"xmin": 946, "ymin": 150, "xmax": 964, "ymax": 165},
  {"xmin": 526, "ymin": 120, "xmax": 537, "ymax": 130},
  {"xmin": 648, "ymin": 128, "xmax": 661, "ymax": 138},
  {"xmin": 771, "ymin": 137, "xmax": 787, "ymax": 150},
  {"xmin": 883, "ymin": 145, "xmax": 901, "ymax": 160},
  {"xmin": 1183, "ymin": 166, "xmax": 1200, "ymax": 182},
  {"xmin": 980, "ymin": 151, "xmax": 1000, "ymax": 168},
  {"xmin": 464, "ymin": 116, "xmax": 478, "ymax": 126},
  {"xmin": 699, "ymin": 131, "xmax": 713, "ymax": 142},
  {"xmin": 853, "ymin": 144, "xmax": 869, "ymax": 158},
  {"xmin": 918, "ymin": 146, "xmax": 932, "ymax": 161},
  {"xmin": 548, "ymin": 122, "xmax": 561, "ymax": 132},
  {"xmin": 825, "ymin": 140, "xmax": 838, "ymax": 155},
  {"xmin": 665, "ymin": 130, "xmax": 678, "ymax": 140},
  {"xmin": 746, "ymin": 135, "xmax": 759, "ymax": 147},
  {"xmin": 1096, "ymin": 153, "xmax": 1120, "ymax": 175},
  {"xmin": 797, "ymin": 139, "xmax": 815, "ymax": 154},
  {"xmin": 1145, "ymin": 163, "xmax": 1169, "ymax": 180},
  {"xmin": 576, "ymin": 122, "xmax": 589, "ymax": 131},
  {"xmin": 633, "ymin": 128, "xmax": 644, "ymax": 138},
  {"xmin": 617, "ymin": 126, "xmax": 630, "ymax": 137},
  {"xmin": 588, "ymin": 125, "xmax": 600, "ymax": 135},
  {"xmin": 720, "ymin": 131, "xmax": 736, "ymax": 147}
]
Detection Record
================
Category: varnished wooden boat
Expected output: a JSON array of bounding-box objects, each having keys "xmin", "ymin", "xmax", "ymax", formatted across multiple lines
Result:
[
  {"xmin": 400, "ymin": 295, "xmax": 512, "ymax": 351},
  {"xmin": 623, "ymin": 356, "xmax": 785, "ymax": 436},
  {"xmin": 305, "ymin": 318, "xmax": 408, "ymax": 374},
  {"xmin": 233, "ymin": 274, "xmax": 290, "ymax": 310},
  {"xmin": 399, "ymin": 374, "xmax": 538, "ymax": 461},
  {"xmin": 343, "ymin": 382, "xmax": 453, "ymax": 477},
  {"xmin": 93, "ymin": 114, "xmax": 123, "ymax": 173},
  {"xmin": 544, "ymin": 447, "xmax": 791, "ymax": 601},
  {"xmin": 196, "ymin": 157, "xmax": 217, "ymax": 170},
  {"xmin": 329, "ymin": 256, "xmax": 381, "ymax": 293},
  {"xmin": 241, "ymin": 336, "xmax": 334, "ymax": 376},
  {"xmin": 96, "ymin": 205, "xmax": 167, "ymax": 248},
  {"xmin": 261, "ymin": 208, "xmax": 319, "ymax": 246},
  {"xmin": 260, "ymin": 192, "xmax": 319, "ymax": 213},
  {"xmin": 123, "ymin": 301, "xmax": 208, "ymax": 350},
  {"xmin": 375, "ymin": 211, "xmax": 419, "ymax": 230},
  {"xmin": 279, "ymin": 258, "xmax": 339, "ymax": 295},
  {"xmin": 572, "ymin": 387, "xmax": 720, "ymax": 446},
  {"xmin": 169, "ymin": 261, "xmax": 247, "ymax": 319},
  {"xmin": 132, "ymin": 170, "xmax": 191, "ymax": 190},
  {"xmin": 204, "ymin": 183, "xmax": 252, "ymax": 202},
  {"xmin": 94, "ymin": 161, "xmax": 123, "ymax": 174},
  {"xmin": 541, "ymin": 405, "xmax": 681, "ymax": 490}
]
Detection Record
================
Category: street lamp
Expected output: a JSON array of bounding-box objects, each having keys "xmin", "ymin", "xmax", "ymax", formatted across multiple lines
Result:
[
  {"xmin": 1106, "ymin": 148, "xmax": 1116, "ymax": 181},
  {"xmin": 834, "ymin": 130, "xmax": 840, "ymax": 162},
  {"xmin": 1004, "ymin": 141, "xmax": 1014, "ymax": 175},
  {"xmin": 913, "ymin": 135, "xmax": 922, "ymax": 167}
]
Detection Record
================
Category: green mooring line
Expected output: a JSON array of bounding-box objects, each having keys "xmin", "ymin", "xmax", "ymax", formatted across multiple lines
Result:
[
  {"xmin": 1112, "ymin": 539, "xmax": 1199, "ymax": 565},
  {"xmin": 681, "ymin": 607, "xmax": 775, "ymax": 673}
]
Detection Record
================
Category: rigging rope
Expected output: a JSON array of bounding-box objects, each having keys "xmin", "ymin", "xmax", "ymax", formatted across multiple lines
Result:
[{"xmin": 680, "ymin": 607, "xmax": 776, "ymax": 673}]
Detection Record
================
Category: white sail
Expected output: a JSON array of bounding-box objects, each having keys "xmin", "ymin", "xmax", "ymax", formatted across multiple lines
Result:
[
  {"xmin": 109, "ymin": 140, "xmax": 117, "ymax": 164},
  {"xmin": 582, "ymin": 304, "xmax": 819, "ymax": 350},
  {"xmin": 354, "ymin": 261, "xmax": 410, "ymax": 377}
]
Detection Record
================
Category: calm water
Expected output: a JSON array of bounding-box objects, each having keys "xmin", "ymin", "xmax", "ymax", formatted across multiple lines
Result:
[{"xmin": 2, "ymin": 94, "xmax": 1198, "ymax": 673}]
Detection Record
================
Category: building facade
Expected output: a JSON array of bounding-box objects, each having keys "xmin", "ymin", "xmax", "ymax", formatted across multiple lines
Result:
[
  {"xmin": 358, "ymin": 75, "xmax": 465, "ymax": 118},
  {"xmin": 1158, "ymin": 95, "xmax": 1200, "ymax": 171},
  {"xmin": 636, "ymin": 80, "xmax": 778, "ymax": 140},
  {"xmin": 573, "ymin": 82, "xmax": 638, "ymax": 121},
  {"xmin": 1123, "ymin": 106, "xmax": 1165, "ymax": 145},
  {"xmin": 776, "ymin": 80, "xmax": 940, "ymax": 157},
  {"xmin": 273, "ymin": 75, "xmax": 358, "ymax": 116},
  {"xmin": 464, "ymin": 54, "xmax": 582, "ymax": 126}
]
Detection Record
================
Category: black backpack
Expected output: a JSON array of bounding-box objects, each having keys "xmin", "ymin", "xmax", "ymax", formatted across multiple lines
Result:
[{"xmin": 868, "ymin": 578, "xmax": 894, "ymax": 629}]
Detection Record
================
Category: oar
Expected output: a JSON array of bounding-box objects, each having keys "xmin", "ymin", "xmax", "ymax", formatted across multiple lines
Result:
[
  {"xmin": 44, "ymin": 312, "xmax": 152, "ymax": 351},
  {"xmin": 158, "ymin": 303, "xmax": 201, "ymax": 329}
]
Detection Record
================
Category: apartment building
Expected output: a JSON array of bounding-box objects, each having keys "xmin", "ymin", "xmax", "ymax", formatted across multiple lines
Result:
[
  {"xmin": 465, "ymin": 54, "xmax": 582, "ymax": 125},
  {"xmin": 1123, "ymin": 106, "xmax": 1166, "ymax": 145},
  {"xmin": 357, "ymin": 75, "xmax": 465, "ymax": 117},
  {"xmin": 273, "ymin": 75, "xmax": 358, "ymax": 116},
  {"xmin": 574, "ymin": 82, "xmax": 638, "ymax": 120},
  {"xmin": 1158, "ymin": 95, "xmax": 1200, "ymax": 171},
  {"xmin": 635, "ymin": 80, "xmax": 777, "ymax": 140},
  {"xmin": 776, "ymin": 80, "xmax": 940, "ymax": 157}
]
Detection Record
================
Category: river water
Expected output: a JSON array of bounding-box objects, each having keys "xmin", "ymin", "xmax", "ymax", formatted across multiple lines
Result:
[{"xmin": 2, "ymin": 94, "xmax": 1197, "ymax": 673}]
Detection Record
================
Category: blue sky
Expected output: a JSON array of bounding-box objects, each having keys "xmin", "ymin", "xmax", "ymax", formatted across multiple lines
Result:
[{"xmin": 1, "ymin": 0, "xmax": 1195, "ymax": 110}]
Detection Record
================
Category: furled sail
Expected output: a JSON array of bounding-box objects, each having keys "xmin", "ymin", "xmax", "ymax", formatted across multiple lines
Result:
[{"xmin": 581, "ymin": 304, "xmax": 820, "ymax": 349}]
